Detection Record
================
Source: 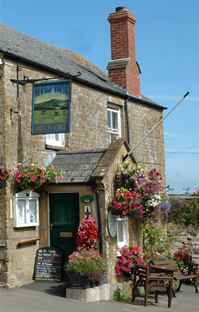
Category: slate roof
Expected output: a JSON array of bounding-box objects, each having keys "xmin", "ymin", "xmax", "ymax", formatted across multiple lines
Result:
[
  {"xmin": 51, "ymin": 138, "xmax": 135, "ymax": 184},
  {"xmin": 52, "ymin": 149, "xmax": 106, "ymax": 183},
  {"xmin": 0, "ymin": 24, "xmax": 165, "ymax": 109}
]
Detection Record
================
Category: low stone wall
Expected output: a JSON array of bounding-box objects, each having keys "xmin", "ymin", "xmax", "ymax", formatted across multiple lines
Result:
[
  {"xmin": 167, "ymin": 223, "xmax": 199, "ymax": 253},
  {"xmin": 65, "ymin": 281, "xmax": 132, "ymax": 303}
]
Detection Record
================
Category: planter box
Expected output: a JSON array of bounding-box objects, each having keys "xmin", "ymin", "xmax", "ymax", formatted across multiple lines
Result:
[
  {"xmin": 65, "ymin": 281, "xmax": 132, "ymax": 303},
  {"xmin": 66, "ymin": 284, "xmax": 111, "ymax": 302}
]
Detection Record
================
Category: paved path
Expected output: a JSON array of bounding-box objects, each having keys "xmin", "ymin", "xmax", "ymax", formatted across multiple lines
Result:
[{"xmin": 0, "ymin": 282, "xmax": 199, "ymax": 312}]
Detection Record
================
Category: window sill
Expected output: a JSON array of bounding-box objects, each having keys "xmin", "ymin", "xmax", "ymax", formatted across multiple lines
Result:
[{"xmin": 45, "ymin": 144, "xmax": 66, "ymax": 151}]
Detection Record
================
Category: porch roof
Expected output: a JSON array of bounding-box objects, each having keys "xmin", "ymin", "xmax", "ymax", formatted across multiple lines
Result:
[
  {"xmin": 52, "ymin": 138, "xmax": 135, "ymax": 184},
  {"xmin": 52, "ymin": 149, "xmax": 106, "ymax": 183}
]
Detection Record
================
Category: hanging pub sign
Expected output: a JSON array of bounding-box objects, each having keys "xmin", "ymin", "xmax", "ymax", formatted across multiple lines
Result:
[{"xmin": 31, "ymin": 80, "xmax": 71, "ymax": 135}]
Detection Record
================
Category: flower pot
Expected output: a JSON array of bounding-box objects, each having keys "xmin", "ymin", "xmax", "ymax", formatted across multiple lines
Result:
[
  {"xmin": 67, "ymin": 272, "xmax": 94, "ymax": 289},
  {"xmin": 0, "ymin": 179, "xmax": 6, "ymax": 189},
  {"xmin": 183, "ymin": 258, "xmax": 189, "ymax": 266}
]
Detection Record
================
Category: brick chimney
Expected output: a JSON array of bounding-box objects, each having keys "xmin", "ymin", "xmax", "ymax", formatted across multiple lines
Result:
[{"xmin": 107, "ymin": 7, "xmax": 141, "ymax": 97}]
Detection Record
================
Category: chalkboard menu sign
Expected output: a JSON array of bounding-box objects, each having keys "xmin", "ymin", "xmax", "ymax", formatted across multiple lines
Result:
[{"xmin": 34, "ymin": 247, "xmax": 62, "ymax": 282}]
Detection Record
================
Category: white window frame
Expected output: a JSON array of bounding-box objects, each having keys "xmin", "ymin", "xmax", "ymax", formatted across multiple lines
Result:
[
  {"xmin": 117, "ymin": 216, "xmax": 129, "ymax": 250},
  {"xmin": 107, "ymin": 104, "xmax": 121, "ymax": 142},
  {"xmin": 13, "ymin": 190, "xmax": 40, "ymax": 227},
  {"xmin": 46, "ymin": 133, "xmax": 65, "ymax": 147}
]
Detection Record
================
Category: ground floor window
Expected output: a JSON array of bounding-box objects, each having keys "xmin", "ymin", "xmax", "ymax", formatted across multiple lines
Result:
[
  {"xmin": 13, "ymin": 190, "xmax": 39, "ymax": 227},
  {"xmin": 117, "ymin": 216, "xmax": 129, "ymax": 249}
]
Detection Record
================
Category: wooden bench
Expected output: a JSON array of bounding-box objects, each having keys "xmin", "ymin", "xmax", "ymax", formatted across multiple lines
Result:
[
  {"xmin": 151, "ymin": 259, "xmax": 198, "ymax": 296},
  {"xmin": 132, "ymin": 264, "xmax": 174, "ymax": 307},
  {"xmin": 188, "ymin": 254, "xmax": 199, "ymax": 286}
]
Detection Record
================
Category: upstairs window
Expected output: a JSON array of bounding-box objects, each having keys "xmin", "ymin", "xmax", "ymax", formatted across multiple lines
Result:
[
  {"xmin": 107, "ymin": 105, "xmax": 121, "ymax": 142},
  {"xmin": 46, "ymin": 133, "xmax": 65, "ymax": 147}
]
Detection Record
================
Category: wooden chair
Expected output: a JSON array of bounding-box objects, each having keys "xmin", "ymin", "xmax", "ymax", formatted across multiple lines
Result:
[
  {"xmin": 152, "ymin": 259, "xmax": 198, "ymax": 296},
  {"xmin": 132, "ymin": 264, "xmax": 173, "ymax": 308}
]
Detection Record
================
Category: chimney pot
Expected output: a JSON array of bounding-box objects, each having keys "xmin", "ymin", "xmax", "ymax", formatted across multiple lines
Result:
[{"xmin": 116, "ymin": 7, "xmax": 128, "ymax": 12}]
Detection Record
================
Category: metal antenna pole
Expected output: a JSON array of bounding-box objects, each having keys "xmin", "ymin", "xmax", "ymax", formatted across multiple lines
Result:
[{"xmin": 123, "ymin": 92, "xmax": 189, "ymax": 162}]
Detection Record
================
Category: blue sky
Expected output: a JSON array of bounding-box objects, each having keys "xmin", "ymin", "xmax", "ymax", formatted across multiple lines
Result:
[{"xmin": 0, "ymin": 0, "xmax": 198, "ymax": 194}]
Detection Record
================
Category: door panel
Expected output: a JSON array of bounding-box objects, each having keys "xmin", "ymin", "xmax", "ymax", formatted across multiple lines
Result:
[{"xmin": 49, "ymin": 193, "xmax": 79, "ymax": 268}]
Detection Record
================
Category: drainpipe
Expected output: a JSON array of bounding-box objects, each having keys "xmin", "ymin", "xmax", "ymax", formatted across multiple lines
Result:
[
  {"xmin": 125, "ymin": 97, "xmax": 130, "ymax": 145},
  {"xmin": 96, "ymin": 189, "xmax": 103, "ymax": 255}
]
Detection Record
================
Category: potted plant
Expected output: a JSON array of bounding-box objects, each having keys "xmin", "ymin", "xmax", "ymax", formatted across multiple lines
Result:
[
  {"xmin": 65, "ymin": 250, "xmax": 108, "ymax": 288},
  {"xmin": 14, "ymin": 162, "xmax": 63, "ymax": 194},
  {"xmin": 0, "ymin": 166, "xmax": 10, "ymax": 189}
]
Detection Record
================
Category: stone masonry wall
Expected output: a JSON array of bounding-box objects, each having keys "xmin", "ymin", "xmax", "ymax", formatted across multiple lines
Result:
[
  {"xmin": 128, "ymin": 101, "xmax": 166, "ymax": 185},
  {"xmin": 168, "ymin": 223, "xmax": 199, "ymax": 254}
]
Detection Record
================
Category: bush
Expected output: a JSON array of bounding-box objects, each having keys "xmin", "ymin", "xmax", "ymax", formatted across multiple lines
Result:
[
  {"xmin": 142, "ymin": 219, "xmax": 175, "ymax": 259},
  {"xmin": 168, "ymin": 198, "xmax": 199, "ymax": 227}
]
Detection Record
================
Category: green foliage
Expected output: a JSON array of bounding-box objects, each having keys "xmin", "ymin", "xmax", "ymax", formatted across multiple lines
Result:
[
  {"xmin": 168, "ymin": 198, "xmax": 199, "ymax": 227},
  {"xmin": 113, "ymin": 288, "xmax": 132, "ymax": 301},
  {"xmin": 142, "ymin": 220, "xmax": 175, "ymax": 259},
  {"xmin": 113, "ymin": 288, "xmax": 126, "ymax": 301}
]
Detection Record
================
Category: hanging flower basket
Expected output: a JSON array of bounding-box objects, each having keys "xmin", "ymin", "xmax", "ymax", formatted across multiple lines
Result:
[
  {"xmin": 0, "ymin": 166, "xmax": 11, "ymax": 189},
  {"xmin": 111, "ymin": 187, "xmax": 142, "ymax": 217},
  {"xmin": 14, "ymin": 162, "xmax": 63, "ymax": 193},
  {"xmin": 110, "ymin": 163, "xmax": 169, "ymax": 224},
  {"xmin": 0, "ymin": 179, "xmax": 6, "ymax": 189}
]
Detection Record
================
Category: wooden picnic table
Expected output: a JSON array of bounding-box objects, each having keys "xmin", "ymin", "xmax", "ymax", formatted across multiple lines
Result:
[
  {"xmin": 151, "ymin": 259, "xmax": 198, "ymax": 296},
  {"xmin": 151, "ymin": 264, "xmax": 179, "ymax": 277}
]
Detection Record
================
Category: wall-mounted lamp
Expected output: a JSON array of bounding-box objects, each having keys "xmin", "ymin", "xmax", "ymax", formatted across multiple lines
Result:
[{"xmin": 10, "ymin": 107, "xmax": 21, "ymax": 116}]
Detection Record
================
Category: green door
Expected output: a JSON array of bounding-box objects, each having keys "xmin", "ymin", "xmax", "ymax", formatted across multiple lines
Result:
[{"xmin": 49, "ymin": 193, "xmax": 79, "ymax": 269}]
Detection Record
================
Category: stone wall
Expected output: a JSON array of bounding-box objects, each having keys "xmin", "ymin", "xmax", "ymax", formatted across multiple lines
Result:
[
  {"xmin": 167, "ymin": 223, "xmax": 199, "ymax": 253},
  {"xmin": 128, "ymin": 101, "xmax": 165, "ymax": 185}
]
